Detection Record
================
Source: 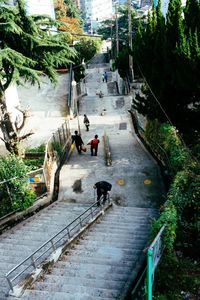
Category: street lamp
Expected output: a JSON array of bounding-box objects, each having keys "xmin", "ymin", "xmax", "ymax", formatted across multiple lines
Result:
[{"xmin": 71, "ymin": 79, "xmax": 81, "ymax": 135}]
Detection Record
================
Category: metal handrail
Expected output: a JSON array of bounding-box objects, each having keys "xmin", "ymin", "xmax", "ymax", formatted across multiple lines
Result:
[{"xmin": 5, "ymin": 198, "xmax": 111, "ymax": 292}]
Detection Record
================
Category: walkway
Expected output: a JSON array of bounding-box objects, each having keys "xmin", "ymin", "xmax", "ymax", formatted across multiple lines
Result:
[{"xmin": 0, "ymin": 55, "xmax": 165, "ymax": 299}]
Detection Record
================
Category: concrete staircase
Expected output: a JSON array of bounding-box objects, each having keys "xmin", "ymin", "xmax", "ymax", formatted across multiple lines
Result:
[
  {"xmin": 20, "ymin": 206, "xmax": 157, "ymax": 300},
  {"xmin": 0, "ymin": 201, "xmax": 90, "ymax": 299}
]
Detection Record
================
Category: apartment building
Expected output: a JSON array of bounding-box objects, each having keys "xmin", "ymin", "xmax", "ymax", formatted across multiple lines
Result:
[
  {"xmin": 25, "ymin": 0, "xmax": 55, "ymax": 18},
  {"xmin": 81, "ymin": 0, "xmax": 113, "ymax": 32}
]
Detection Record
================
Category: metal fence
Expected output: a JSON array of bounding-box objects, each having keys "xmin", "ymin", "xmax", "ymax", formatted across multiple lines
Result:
[
  {"xmin": 5, "ymin": 198, "xmax": 112, "ymax": 293},
  {"xmin": 130, "ymin": 226, "xmax": 166, "ymax": 300},
  {"xmin": 43, "ymin": 120, "xmax": 71, "ymax": 192},
  {"xmin": 0, "ymin": 120, "xmax": 72, "ymax": 219}
]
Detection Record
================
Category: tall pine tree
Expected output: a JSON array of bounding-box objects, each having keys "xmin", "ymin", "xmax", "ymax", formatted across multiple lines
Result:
[{"xmin": 132, "ymin": 0, "xmax": 200, "ymax": 140}]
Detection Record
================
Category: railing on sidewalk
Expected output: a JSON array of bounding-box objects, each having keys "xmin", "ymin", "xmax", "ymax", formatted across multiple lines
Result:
[
  {"xmin": 147, "ymin": 226, "xmax": 165, "ymax": 300},
  {"xmin": 5, "ymin": 198, "xmax": 111, "ymax": 292},
  {"xmin": 130, "ymin": 226, "xmax": 165, "ymax": 300},
  {"xmin": 43, "ymin": 120, "xmax": 71, "ymax": 193},
  {"xmin": 103, "ymin": 132, "xmax": 112, "ymax": 166}
]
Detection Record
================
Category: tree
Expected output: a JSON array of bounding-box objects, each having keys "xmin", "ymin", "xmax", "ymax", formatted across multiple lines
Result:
[
  {"xmin": 184, "ymin": 0, "xmax": 200, "ymax": 36},
  {"xmin": 54, "ymin": 0, "xmax": 81, "ymax": 20},
  {"xmin": 0, "ymin": 0, "xmax": 75, "ymax": 155},
  {"xmin": 132, "ymin": 0, "xmax": 200, "ymax": 142},
  {"xmin": 74, "ymin": 37, "xmax": 102, "ymax": 63},
  {"xmin": 97, "ymin": 6, "xmax": 137, "ymax": 58},
  {"xmin": 54, "ymin": 0, "xmax": 83, "ymax": 35},
  {"xmin": 72, "ymin": 37, "xmax": 102, "ymax": 82},
  {"xmin": 0, "ymin": 154, "xmax": 36, "ymax": 216}
]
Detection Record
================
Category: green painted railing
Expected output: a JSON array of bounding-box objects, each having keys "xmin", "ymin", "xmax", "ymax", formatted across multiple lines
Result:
[{"xmin": 147, "ymin": 226, "xmax": 165, "ymax": 300}]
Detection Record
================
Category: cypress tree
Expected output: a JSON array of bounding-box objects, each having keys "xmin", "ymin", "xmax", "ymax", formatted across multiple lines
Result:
[
  {"xmin": 132, "ymin": 0, "xmax": 200, "ymax": 139},
  {"xmin": 184, "ymin": 0, "xmax": 200, "ymax": 37}
]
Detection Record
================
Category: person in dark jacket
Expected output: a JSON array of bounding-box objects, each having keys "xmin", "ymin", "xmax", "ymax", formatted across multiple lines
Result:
[
  {"xmin": 93, "ymin": 181, "xmax": 112, "ymax": 206},
  {"xmin": 83, "ymin": 114, "xmax": 90, "ymax": 131},
  {"xmin": 104, "ymin": 71, "xmax": 108, "ymax": 83},
  {"xmin": 71, "ymin": 130, "xmax": 84, "ymax": 154},
  {"xmin": 87, "ymin": 134, "xmax": 100, "ymax": 156}
]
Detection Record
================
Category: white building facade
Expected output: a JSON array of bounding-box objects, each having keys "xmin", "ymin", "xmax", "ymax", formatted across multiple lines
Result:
[
  {"xmin": 83, "ymin": 0, "xmax": 113, "ymax": 32},
  {"xmin": 25, "ymin": 0, "xmax": 55, "ymax": 18}
]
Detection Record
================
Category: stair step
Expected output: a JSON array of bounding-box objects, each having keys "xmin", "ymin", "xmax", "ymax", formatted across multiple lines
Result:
[
  {"xmin": 21, "ymin": 289, "xmax": 52, "ymax": 300},
  {"xmin": 73, "ymin": 244, "xmax": 143, "ymax": 256},
  {"xmin": 67, "ymin": 249, "xmax": 135, "ymax": 262},
  {"xmin": 97, "ymin": 219, "xmax": 152, "ymax": 226},
  {"xmin": 51, "ymin": 264, "xmax": 130, "ymax": 281},
  {"xmin": 82, "ymin": 234, "xmax": 148, "ymax": 245},
  {"xmin": 22, "ymin": 289, "xmax": 118, "ymax": 300},
  {"xmin": 39, "ymin": 274, "xmax": 125, "ymax": 290},
  {"xmin": 54, "ymin": 260, "xmax": 133, "ymax": 274},
  {"xmin": 80, "ymin": 237, "xmax": 147, "ymax": 249},
  {"xmin": 33, "ymin": 282, "xmax": 120, "ymax": 299},
  {"xmin": 59, "ymin": 255, "xmax": 136, "ymax": 268},
  {"xmin": 85, "ymin": 228, "xmax": 150, "ymax": 237}
]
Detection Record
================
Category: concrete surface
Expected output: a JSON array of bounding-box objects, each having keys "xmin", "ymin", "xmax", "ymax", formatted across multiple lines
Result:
[
  {"xmin": 58, "ymin": 63, "xmax": 165, "ymax": 209},
  {"xmin": 0, "ymin": 74, "xmax": 69, "ymax": 155}
]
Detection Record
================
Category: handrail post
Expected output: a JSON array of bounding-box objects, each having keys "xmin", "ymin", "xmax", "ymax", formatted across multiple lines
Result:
[
  {"xmin": 4, "ymin": 201, "xmax": 112, "ymax": 291},
  {"xmin": 79, "ymin": 216, "xmax": 82, "ymax": 228},
  {"xmin": 6, "ymin": 276, "xmax": 13, "ymax": 292},
  {"xmin": 51, "ymin": 240, "xmax": 56, "ymax": 252},
  {"xmin": 147, "ymin": 248, "xmax": 153, "ymax": 300},
  {"xmin": 31, "ymin": 256, "xmax": 36, "ymax": 269},
  {"xmin": 67, "ymin": 228, "xmax": 71, "ymax": 239},
  {"xmin": 90, "ymin": 207, "xmax": 93, "ymax": 219}
]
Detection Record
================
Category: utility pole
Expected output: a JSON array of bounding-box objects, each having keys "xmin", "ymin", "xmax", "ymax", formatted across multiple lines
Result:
[
  {"xmin": 115, "ymin": 3, "xmax": 119, "ymax": 57},
  {"xmin": 128, "ymin": 0, "xmax": 134, "ymax": 82}
]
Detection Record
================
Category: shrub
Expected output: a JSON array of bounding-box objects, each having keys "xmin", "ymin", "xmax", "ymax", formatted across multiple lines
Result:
[
  {"xmin": 0, "ymin": 155, "xmax": 36, "ymax": 216},
  {"xmin": 151, "ymin": 200, "xmax": 177, "ymax": 254},
  {"xmin": 24, "ymin": 144, "xmax": 45, "ymax": 170},
  {"xmin": 145, "ymin": 120, "xmax": 200, "ymax": 298},
  {"xmin": 145, "ymin": 120, "xmax": 190, "ymax": 176}
]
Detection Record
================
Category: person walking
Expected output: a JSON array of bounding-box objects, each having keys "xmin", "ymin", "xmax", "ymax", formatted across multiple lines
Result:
[
  {"xmin": 104, "ymin": 71, "xmax": 108, "ymax": 83},
  {"xmin": 71, "ymin": 130, "xmax": 84, "ymax": 154},
  {"xmin": 102, "ymin": 73, "xmax": 105, "ymax": 82},
  {"xmin": 93, "ymin": 181, "xmax": 112, "ymax": 206},
  {"xmin": 88, "ymin": 134, "xmax": 100, "ymax": 156},
  {"xmin": 83, "ymin": 114, "xmax": 90, "ymax": 131}
]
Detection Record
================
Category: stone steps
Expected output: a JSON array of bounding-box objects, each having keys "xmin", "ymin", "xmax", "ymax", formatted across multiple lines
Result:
[
  {"xmin": 21, "ymin": 205, "xmax": 157, "ymax": 299},
  {"xmin": 0, "ymin": 202, "xmax": 90, "ymax": 298},
  {"xmin": 31, "ymin": 282, "xmax": 120, "ymax": 299}
]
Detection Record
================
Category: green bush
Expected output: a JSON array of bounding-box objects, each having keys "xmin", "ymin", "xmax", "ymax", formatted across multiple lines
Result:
[
  {"xmin": 52, "ymin": 141, "xmax": 62, "ymax": 157},
  {"xmin": 25, "ymin": 144, "xmax": 45, "ymax": 153},
  {"xmin": 145, "ymin": 119, "xmax": 200, "ymax": 298},
  {"xmin": 151, "ymin": 200, "xmax": 177, "ymax": 254},
  {"xmin": 24, "ymin": 144, "xmax": 45, "ymax": 170},
  {"xmin": 0, "ymin": 155, "xmax": 36, "ymax": 216},
  {"xmin": 145, "ymin": 120, "xmax": 190, "ymax": 175}
]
